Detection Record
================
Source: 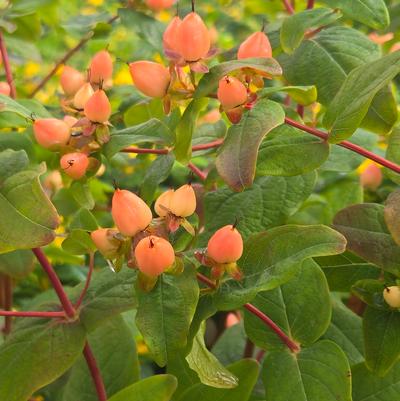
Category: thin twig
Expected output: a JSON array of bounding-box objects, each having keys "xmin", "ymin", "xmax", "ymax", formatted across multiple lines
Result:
[
  {"xmin": 29, "ymin": 15, "xmax": 118, "ymax": 98},
  {"xmin": 3, "ymin": 276, "xmax": 12, "ymax": 334},
  {"xmin": 188, "ymin": 162, "xmax": 208, "ymax": 181},
  {"xmin": 282, "ymin": 0, "xmax": 295, "ymax": 14},
  {"xmin": 0, "ymin": 31, "xmax": 16, "ymax": 98},
  {"xmin": 120, "ymin": 147, "xmax": 169, "ymax": 155},
  {"xmin": 83, "ymin": 343, "xmax": 108, "ymax": 401},
  {"xmin": 0, "ymin": 310, "xmax": 65, "ymax": 318},
  {"xmin": 75, "ymin": 252, "xmax": 94, "ymax": 310}
]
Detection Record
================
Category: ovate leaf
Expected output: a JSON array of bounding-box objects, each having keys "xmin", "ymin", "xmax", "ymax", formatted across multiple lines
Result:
[{"xmin": 384, "ymin": 189, "xmax": 400, "ymax": 246}]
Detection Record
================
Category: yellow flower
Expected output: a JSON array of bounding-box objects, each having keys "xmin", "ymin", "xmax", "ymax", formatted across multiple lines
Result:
[
  {"xmin": 24, "ymin": 62, "xmax": 40, "ymax": 78},
  {"xmin": 88, "ymin": 0, "xmax": 104, "ymax": 5},
  {"xmin": 114, "ymin": 69, "xmax": 132, "ymax": 85}
]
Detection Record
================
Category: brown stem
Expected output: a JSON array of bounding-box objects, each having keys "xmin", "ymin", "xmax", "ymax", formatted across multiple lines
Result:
[
  {"xmin": 282, "ymin": 0, "xmax": 295, "ymax": 14},
  {"xmin": 188, "ymin": 162, "xmax": 208, "ymax": 181},
  {"xmin": 75, "ymin": 252, "xmax": 94, "ymax": 310},
  {"xmin": 83, "ymin": 343, "xmax": 108, "ymax": 401},
  {"xmin": 29, "ymin": 15, "xmax": 118, "ymax": 98},
  {"xmin": 0, "ymin": 310, "xmax": 65, "ymax": 318},
  {"xmin": 0, "ymin": 30, "xmax": 16, "ymax": 98}
]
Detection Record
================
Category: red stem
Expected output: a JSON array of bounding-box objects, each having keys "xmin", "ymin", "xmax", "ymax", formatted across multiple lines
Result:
[
  {"xmin": 284, "ymin": 117, "xmax": 400, "ymax": 174},
  {"xmin": 192, "ymin": 139, "xmax": 224, "ymax": 151},
  {"xmin": 256, "ymin": 349, "xmax": 265, "ymax": 362},
  {"xmin": 188, "ymin": 162, "xmax": 208, "ymax": 181},
  {"xmin": 3, "ymin": 276, "xmax": 12, "ymax": 334},
  {"xmin": 307, "ymin": 0, "xmax": 315, "ymax": 9},
  {"xmin": 0, "ymin": 310, "xmax": 65, "ymax": 318},
  {"xmin": 296, "ymin": 104, "xmax": 304, "ymax": 118},
  {"xmin": 0, "ymin": 30, "xmax": 16, "ymax": 98},
  {"xmin": 282, "ymin": 0, "xmax": 295, "ymax": 14},
  {"xmin": 196, "ymin": 273, "xmax": 300, "ymax": 353},
  {"xmin": 120, "ymin": 147, "xmax": 169, "ymax": 155},
  {"xmin": 83, "ymin": 343, "xmax": 108, "ymax": 401},
  {"xmin": 75, "ymin": 252, "xmax": 94, "ymax": 310}
]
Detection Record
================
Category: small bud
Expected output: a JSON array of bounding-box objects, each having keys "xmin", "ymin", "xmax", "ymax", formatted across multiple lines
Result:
[
  {"xmin": 155, "ymin": 189, "xmax": 174, "ymax": 217},
  {"xmin": 163, "ymin": 16, "xmax": 182, "ymax": 55},
  {"xmin": 89, "ymin": 50, "xmax": 113, "ymax": 85},
  {"xmin": 0, "ymin": 81, "xmax": 11, "ymax": 96},
  {"xmin": 176, "ymin": 12, "xmax": 211, "ymax": 62},
  {"xmin": 169, "ymin": 184, "xmax": 196, "ymax": 217},
  {"xmin": 60, "ymin": 152, "xmax": 89, "ymax": 180},
  {"xmin": 33, "ymin": 118, "xmax": 71, "ymax": 150},
  {"xmin": 135, "ymin": 235, "xmax": 175, "ymax": 276},
  {"xmin": 237, "ymin": 31, "xmax": 272, "ymax": 59},
  {"xmin": 60, "ymin": 66, "xmax": 85, "ymax": 96},
  {"xmin": 84, "ymin": 89, "xmax": 111, "ymax": 123},
  {"xmin": 129, "ymin": 61, "xmax": 171, "ymax": 98},
  {"xmin": 73, "ymin": 82, "xmax": 94, "ymax": 110},
  {"xmin": 146, "ymin": 0, "xmax": 175, "ymax": 11},
  {"xmin": 91, "ymin": 228, "xmax": 121, "ymax": 259},
  {"xmin": 111, "ymin": 189, "xmax": 153, "ymax": 237},
  {"xmin": 217, "ymin": 76, "xmax": 248, "ymax": 110},
  {"xmin": 207, "ymin": 225, "xmax": 243, "ymax": 264},
  {"xmin": 383, "ymin": 286, "xmax": 400, "ymax": 308}
]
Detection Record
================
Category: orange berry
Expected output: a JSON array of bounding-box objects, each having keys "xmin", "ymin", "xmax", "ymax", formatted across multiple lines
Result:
[
  {"xmin": 360, "ymin": 164, "xmax": 382, "ymax": 190},
  {"xmin": 33, "ymin": 118, "xmax": 71, "ymax": 150},
  {"xmin": 169, "ymin": 184, "xmax": 196, "ymax": 217},
  {"xmin": 89, "ymin": 50, "xmax": 113, "ymax": 85},
  {"xmin": 91, "ymin": 228, "xmax": 121, "ymax": 259},
  {"xmin": 60, "ymin": 152, "xmax": 89, "ymax": 180},
  {"xmin": 163, "ymin": 16, "xmax": 182, "ymax": 54},
  {"xmin": 146, "ymin": 0, "xmax": 175, "ymax": 10},
  {"xmin": 226, "ymin": 312, "xmax": 240, "ymax": 328},
  {"xmin": 135, "ymin": 235, "xmax": 175, "ymax": 276},
  {"xmin": 155, "ymin": 189, "xmax": 174, "ymax": 217},
  {"xmin": 0, "ymin": 81, "xmax": 11, "ymax": 96},
  {"xmin": 176, "ymin": 12, "xmax": 211, "ymax": 61},
  {"xmin": 60, "ymin": 66, "xmax": 85, "ymax": 96},
  {"xmin": 237, "ymin": 31, "xmax": 272, "ymax": 59},
  {"xmin": 73, "ymin": 82, "xmax": 94, "ymax": 110},
  {"xmin": 129, "ymin": 61, "xmax": 171, "ymax": 98},
  {"xmin": 111, "ymin": 189, "xmax": 153, "ymax": 237},
  {"xmin": 217, "ymin": 76, "xmax": 248, "ymax": 110},
  {"xmin": 84, "ymin": 89, "xmax": 111, "ymax": 123},
  {"xmin": 207, "ymin": 225, "xmax": 243, "ymax": 264}
]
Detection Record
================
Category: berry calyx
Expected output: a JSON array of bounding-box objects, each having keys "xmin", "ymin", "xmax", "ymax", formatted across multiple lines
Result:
[
  {"xmin": 155, "ymin": 189, "xmax": 174, "ymax": 217},
  {"xmin": 84, "ymin": 89, "xmax": 111, "ymax": 123},
  {"xmin": 0, "ymin": 81, "xmax": 11, "ymax": 96},
  {"xmin": 89, "ymin": 50, "xmax": 113, "ymax": 85},
  {"xmin": 73, "ymin": 82, "xmax": 94, "ymax": 110},
  {"xmin": 111, "ymin": 189, "xmax": 153, "ymax": 237},
  {"xmin": 146, "ymin": 0, "xmax": 175, "ymax": 11},
  {"xmin": 237, "ymin": 31, "xmax": 272, "ymax": 59},
  {"xmin": 169, "ymin": 184, "xmax": 196, "ymax": 217},
  {"xmin": 63, "ymin": 115, "xmax": 78, "ymax": 127},
  {"xmin": 33, "ymin": 118, "xmax": 71, "ymax": 150},
  {"xmin": 176, "ymin": 12, "xmax": 211, "ymax": 62},
  {"xmin": 134, "ymin": 235, "xmax": 175, "ymax": 276},
  {"xmin": 163, "ymin": 16, "xmax": 182, "ymax": 55},
  {"xmin": 129, "ymin": 61, "xmax": 171, "ymax": 98},
  {"xmin": 207, "ymin": 224, "xmax": 243, "ymax": 264},
  {"xmin": 91, "ymin": 228, "xmax": 121, "ymax": 259},
  {"xmin": 60, "ymin": 66, "xmax": 85, "ymax": 96},
  {"xmin": 217, "ymin": 76, "xmax": 248, "ymax": 110},
  {"xmin": 60, "ymin": 152, "xmax": 89, "ymax": 180},
  {"xmin": 383, "ymin": 286, "xmax": 400, "ymax": 308}
]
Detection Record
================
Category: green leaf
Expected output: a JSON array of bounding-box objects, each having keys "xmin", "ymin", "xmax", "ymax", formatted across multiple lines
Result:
[
  {"xmin": 70, "ymin": 182, "xmax": 95, "ymax": 210},
  {"xmin": 140, "ymin": 154, "xmax": 175, "ymax": 203},
  {"xmin": 174, "ymin": 98, "xmax": 208, "ymax": 165},
  {"xmin": 324, "ymin": 51, "xmax": 400, "ymax": 143},
  {"xmin": 333, "ymin": 203, "xmax": 400, "ymax": 276},
  {"xmin": 386, "ymin": 128, "xmax": 400, "ymax": 185},
  {"xmin": 0, "ymin": 149, "xmax": 29, "ymax": 183},
  {"xmin": 62, "ymin": 229, "xmax": 96, "ymax": 255},
  {"xmin": 192, "ymin": 120, "xmax": 227, "ymax": 155},
  {"xmin": 262, "ymin": 340, "xmax": 351, "ymax": 401},
  {"xmin": 256, "ymin": 124, "xmax": 329, "ymax": 176},
  {"xmin": 59, "ymin": 315, "xmax": 139, "ymax": 401},
  {"xmin": 244, "ymin": 259, "xmax": 331, "ymax": 350},
  {"xmin": 352, "ymin": 361, "xmax": 400, "ymax": 401},
  {"xmin": 281, "ymin": 8, "xmax": 342, "ymax": 54},
  {"xmin": 185, "ymin": 325, "xmax": 239, "ymax": 389},
  {"xmin": 0, "ymin": 317, "xmax": 86, "ymax": 401},
  {"xmin": 385, "ymin": 189, "xmax": 400, "ymax": 246},
  {"xmin": 104, "ymin": 119, "xmax": 171, "ymax": 158},
  {"xmin": 212, "ymin": 323, "xmax": 247, "ymax": 365},
  {"xmin": 322, "ymin": 299, "xmax": 364, "ymax": 365},
  {"xmin": 195, "ymin": 58, "xmax": 282, "ymax": 98},
  {"xmin": 70, "ymin": 208, "xmax": 98, "ymax": 231},
  {"xmin": 209, "ymin": 225, "xmax": 347, "ymax": 310},
  {"xmin": 320, "ymin": 0, "xmax": 389, "ymax": 29},
  {"xmin": 178, "ymin": 359, "xmax": 259, "ymax": 401},
  {"xmin": 363, "ymin": 306, "xmax": 400, "ymax": 376},
  {"xmin": 0, "ymin": 249, "xmax": 35, "ymax": 279},
  {"xmin": 259, "ymin": 85, "xmax": 317, "ymax": 106},
  {"xmin": 216, "ymin": 99, "xmax": 285, "ymax": 191},
  {"xmin": 352, "ymin": 279, "xmax": 388, "ymax": 310},
  {"xmin": 0, "ymin": 93, "xmax": 32, "ymax": 118},
  {"xmin": 135, "ymin": 265, "xmax": 199, "ymax": 367},
  {"xmin": 202, "ymin": 173, "xmax": 316, "ymax": 243},
  {"xmin": 108, "ymin": 375, "xmax": 178, "ymax": 401},
  {"xmin": 74, "ymin": 268, "xmax": 138, "ymax": 332},
  {"xmin": 0, "ymin": 162, "xmax": 59, "ymax": 253}
]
